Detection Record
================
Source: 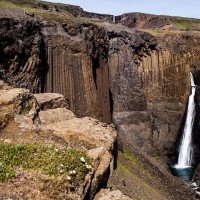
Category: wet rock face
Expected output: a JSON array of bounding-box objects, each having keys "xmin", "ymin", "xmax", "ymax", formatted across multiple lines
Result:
[{"xmin": 0, "ymin": 18, "xmax": 46, "ymax": 93}]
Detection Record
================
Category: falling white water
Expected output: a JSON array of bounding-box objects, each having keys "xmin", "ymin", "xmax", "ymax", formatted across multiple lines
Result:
[
  {"xmin": 113, "ymin": 15, "xmax": 115, "ymax": 23},
  {"xmin": 177, "ymin": 72, "xmax": 196, "ymax": 167}
]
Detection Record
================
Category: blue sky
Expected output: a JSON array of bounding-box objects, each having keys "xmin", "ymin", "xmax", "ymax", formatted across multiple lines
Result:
[{"xmin": 45, "ymin": 0, "xmax": 200, "ymax": 19}]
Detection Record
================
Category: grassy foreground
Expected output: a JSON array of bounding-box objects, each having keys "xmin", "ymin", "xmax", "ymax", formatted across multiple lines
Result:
[{"xmin": 0, "ymin": 143, "xmax": 91, "ymax": 182}]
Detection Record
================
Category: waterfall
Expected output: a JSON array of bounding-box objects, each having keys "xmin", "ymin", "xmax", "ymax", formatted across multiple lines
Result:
[
  {"xmin": 113, "ymin": 15, "xmax": 115, "ymax": 23},
  {"xmin": 177, "ymin": 72, "xmax": 196, "ymax": 167}
]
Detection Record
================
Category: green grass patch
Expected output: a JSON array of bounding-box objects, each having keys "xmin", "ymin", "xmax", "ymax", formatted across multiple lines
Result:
[
  {"xmin": 138, "ymin": 29, "xmax": 179, "ymax": 36},
  {"xmin": 153, "ymin": 155, "xmax": 161, "ymax": 161},
  {"xmin": 123, "ymin": 150, "xmax": 138, "ymax": 162},
  {"xmin": 0, "ymin": 0, "xmax": 33, "ymax": 8},
  {"xmin": 123, "ymin": 150, "xmax": 143, "ymax": 167},
  {"xmin": 118, "ymin": 161, "xmax": 140, "ymax": 180},
  {"xmin": 0, "ymin": 0, "xmax": 16, "ymax": 8},
  {"xmin": 0, "ymin": 143, "xmax": 91, "ymax": 181},
  {"xmin": 176, "ymin": 20, "xmax": 191, "ymax": 30}
]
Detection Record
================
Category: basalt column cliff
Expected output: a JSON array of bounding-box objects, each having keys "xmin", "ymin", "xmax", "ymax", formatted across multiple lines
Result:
[
  {"xmin": 42, "ymin": 22, "xmax": 111, "ymax": 122},
  {"xmin": 1, "ymin": 5, "xmax": 200, "ymax": 164}
]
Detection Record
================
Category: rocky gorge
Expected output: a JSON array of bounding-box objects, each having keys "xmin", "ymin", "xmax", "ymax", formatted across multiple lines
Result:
[{"xmin": 1, "ymin": 0, "xmax": 200, "ymax": 199}]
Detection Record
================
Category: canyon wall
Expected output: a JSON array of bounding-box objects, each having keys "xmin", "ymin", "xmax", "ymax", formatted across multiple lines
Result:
[
  {"xmin": 42, "ymin": 22, "xmax": 111, "ymax": 122},
  {"xmin": 1, "ymin": 15, "xmax": 200, "ymax": 162},
  {"xmin": 106, "ymin": 27, "xmax": 196, "ymax": 162}
]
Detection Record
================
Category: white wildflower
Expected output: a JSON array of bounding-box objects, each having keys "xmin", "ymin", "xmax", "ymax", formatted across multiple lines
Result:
[
  {"xmin": 55, "ymin": 148, "xmax": 59, "ymax": 152},
  {"xmin": 80, "ymin": 157, "xmax": 85, "ymax": 163},
  {"xmin": 86, "ymin": 164, "xmax": 92, "ymax": 169},
  {"xmin": 69, "ymin": 170, "xmax": 73, "ymax": 175},
  {"xmin": 72, "ymin": 170, "xmax": 76, "ymax": 174},
  {"xmin": 67, "ymin": 176, "xmax": 71, "ymax": 180}
]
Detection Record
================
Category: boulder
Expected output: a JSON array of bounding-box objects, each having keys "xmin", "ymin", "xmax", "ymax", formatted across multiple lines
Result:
[
  {"xmin": 0, "ymin": 85, "xmax": 117, "ymax": 199},
  {"xmin": 34, "ymin": 93, "xmax": 69, "ymax": 110},
  {"xmin": 94, "ymin": 189, "xmax": 132, "ymax": 200},
  {"xmin": 39, "ymin": 108, "xmax": 75, "ymax": 125}
]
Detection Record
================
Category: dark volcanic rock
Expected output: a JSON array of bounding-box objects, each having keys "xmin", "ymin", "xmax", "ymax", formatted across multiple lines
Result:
[
  {"xmin": 42, "ymin": 22, "xmax": 111, "ymax": 122},
  {"xmin": 1, "ymin": 6, "xmax": 200, "ymax": 165},
  {"xmin": 0, "ymin": 18, "xmax": 46, "ymax": 92}
]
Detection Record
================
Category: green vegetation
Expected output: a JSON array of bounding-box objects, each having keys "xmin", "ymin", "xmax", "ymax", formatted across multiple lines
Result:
[
  {"xmin": 0, "ymin": 0, "xmax": 16, "ymax": 8},
  {"xmin": 176, "ymin": 20, "xmax": 191, "ymax": 30},
  {"xmin": 0, "ymin": 143, "xmax": 91, "ymax": 181},
  {"xmin": 123, "ymin": 150, "xmax": 143, "ymax": 167},
  {"xmin": 139, "ymin": 29, "xmax": 178, "ymax": 36},
  {"xmin": 0, "ymin": 0, "xmax": 34, "ymax": 8},
  {"xmin": 153, "ymin": 155, "xmax": 161, "ymax": 160},
  {"xmin": 0, "ymin": 0, "xmax": 68, "ymax": 8},
  {"xmin": 118, "ymin": 162, "xmax": 148, "ymax": 199}
]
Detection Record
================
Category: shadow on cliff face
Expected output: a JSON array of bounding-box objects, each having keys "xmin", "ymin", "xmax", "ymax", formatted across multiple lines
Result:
[
  {"xmin": 192, "ymin": 66, "xmax": 200, "ymax": 167},
  {"xmin": 39, "ymin": 35, "xmax": 49, "ymax": 93},
  {"xmin": 0, "ymin": 18, "xmax": 48, "ymax": 93}
]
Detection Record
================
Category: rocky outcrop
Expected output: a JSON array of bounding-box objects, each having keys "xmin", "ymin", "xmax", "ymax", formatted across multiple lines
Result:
[
  {"xmin": 34, "ymin": 93, "xmax": 69, "ymax": 110},
  {"xmin": 35, "ymin": 1, "xmax": 113, "ymax": 21},
  {"xmin": 0, "ymin": 18, "xmax": 47, "ymax": 92},
  {"xmin": 7, "ymin": 0, "xmax": 113, "ymax": 22},
  {"xmin": 94, "ymin": 189, "xmax": 132, "ymax": 200},
  {"xmin": 42, "ymin": 22, "xmax": 111, "ymax": 122},
  {"xmin": 0, "ymin": 81, "xmax": 117, "ymax": 199},
  {"xmin": 0, "ymin": 16, "xmax": 112, "ymax": 122}
]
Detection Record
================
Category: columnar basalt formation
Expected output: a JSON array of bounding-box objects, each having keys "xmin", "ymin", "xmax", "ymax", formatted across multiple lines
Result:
[
  {"xmin": 42, "ymin": 23, "xmax": 111, "ymax": 122},
  {"xmin": 106, "ymin": 24, "xmax": 200, "ymax": 161},
  {"xmin": 1, "ymin": 8, "xmax": 200, "ymax": 162},
  {"xmin": 137, "ymin": 49, "xmax": 190, "ymax": 103}
]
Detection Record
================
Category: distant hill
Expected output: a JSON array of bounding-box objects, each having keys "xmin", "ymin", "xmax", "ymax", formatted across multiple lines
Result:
[
  {"xmin": 115, "ymin": 12, "xmax": 200, "ymax": 31},
  {"xmin": 0, "ymin": 0, "xmax": 113, "ymax": 21}
]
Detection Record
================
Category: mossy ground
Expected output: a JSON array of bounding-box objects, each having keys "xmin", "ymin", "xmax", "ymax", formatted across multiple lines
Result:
[
  {"xmin": 0, "ymin": 143, "xmax": 91, "ymax": 181},
  {"xmin": 0, "ymin": 143, "xmax": 92, "ymax": 199},
  {"xmin": 176, "ymin": 20, "xmax": 191, "ymax": 30}
]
